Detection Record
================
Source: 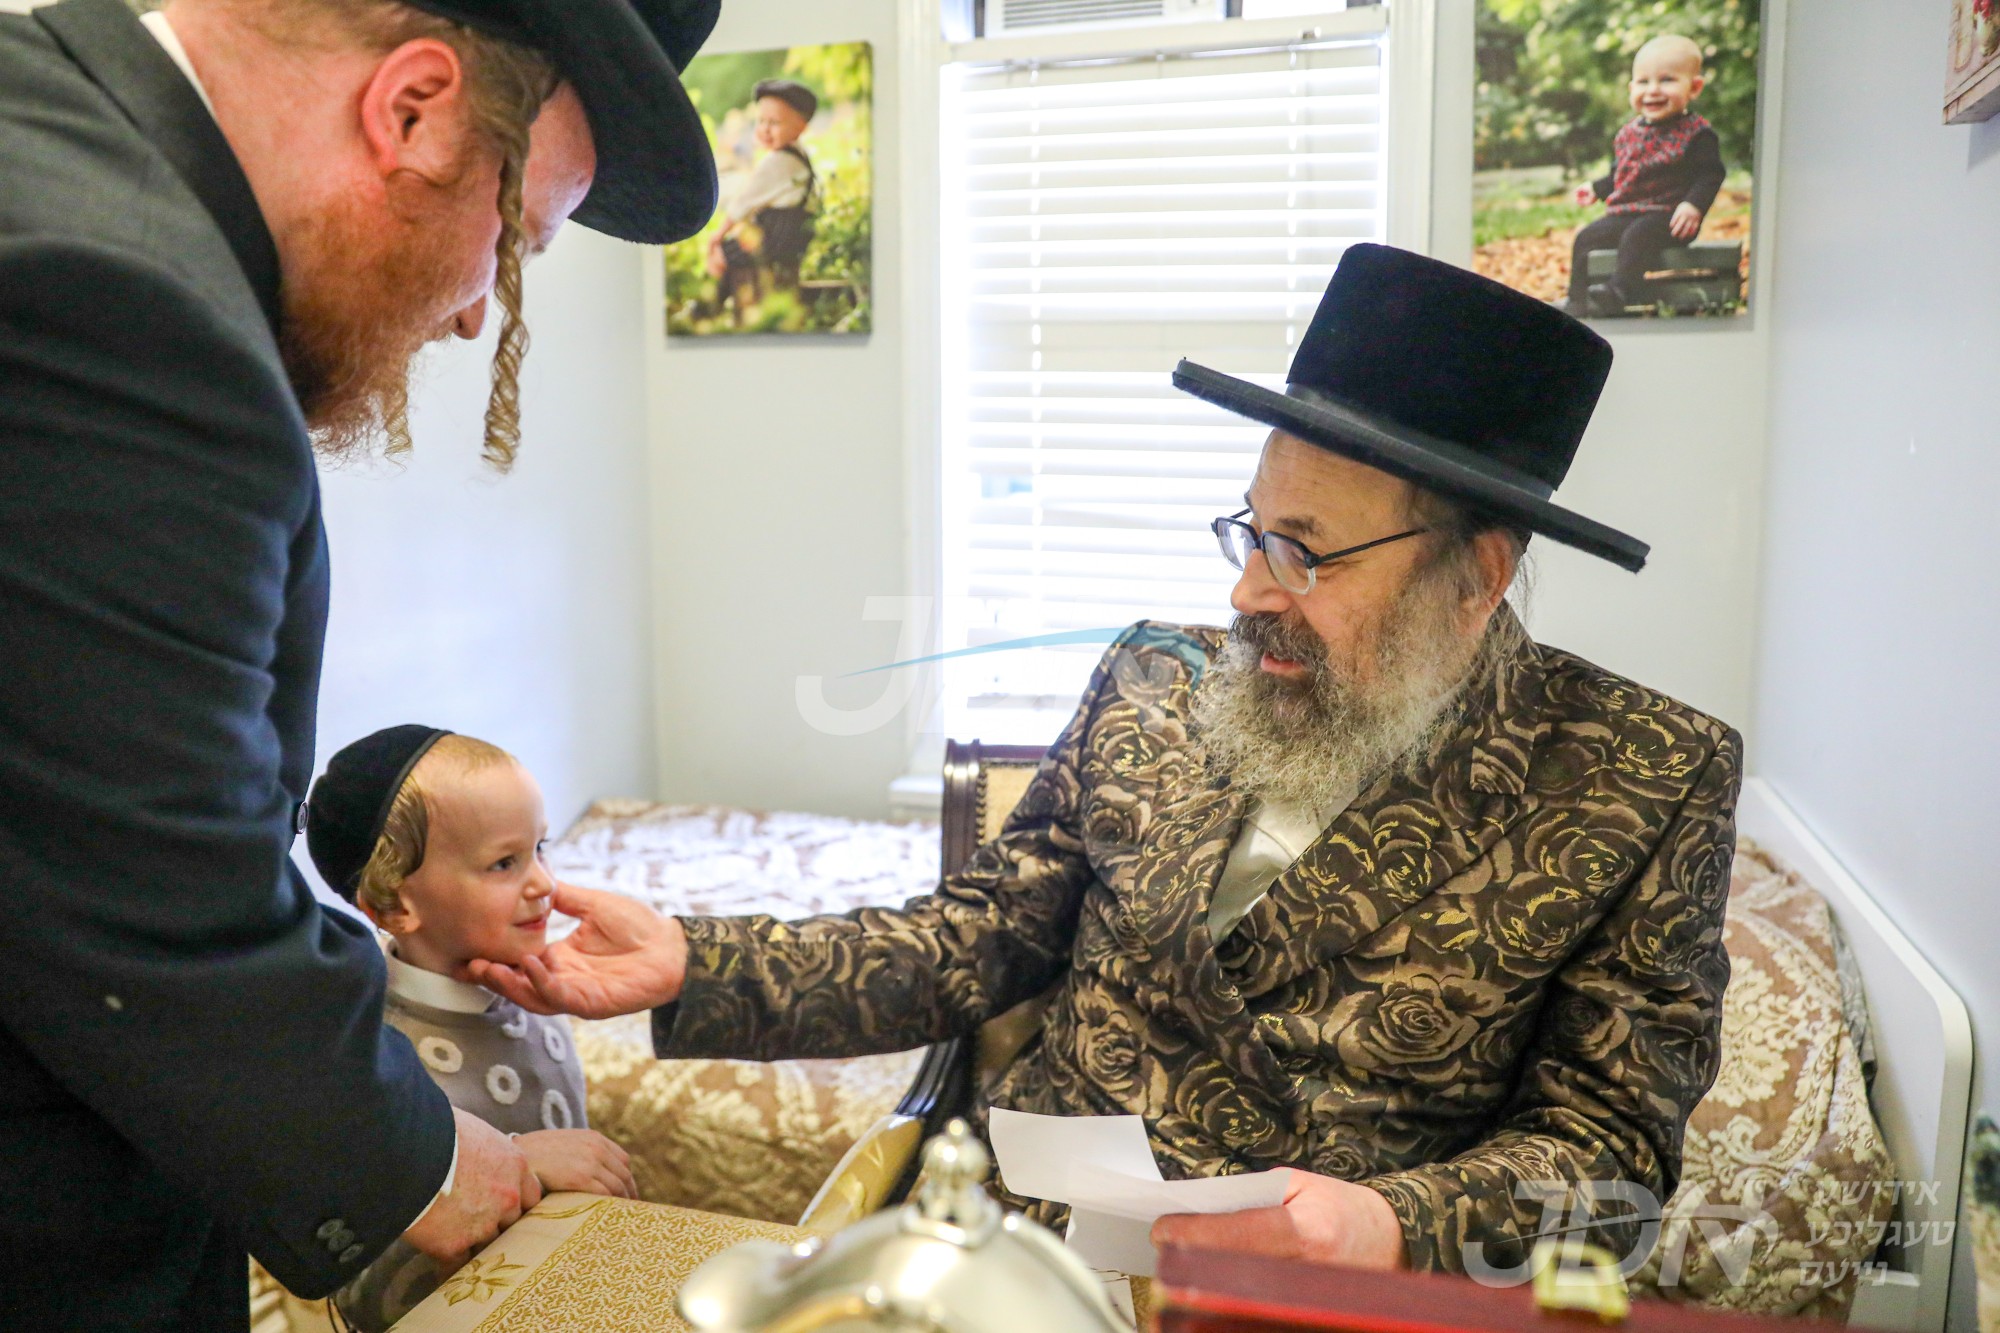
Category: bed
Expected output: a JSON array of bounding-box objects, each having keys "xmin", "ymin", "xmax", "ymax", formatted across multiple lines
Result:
[{"xmin": 1734, "ymin": 779, "xmax": 1975, "ymax": 1332}]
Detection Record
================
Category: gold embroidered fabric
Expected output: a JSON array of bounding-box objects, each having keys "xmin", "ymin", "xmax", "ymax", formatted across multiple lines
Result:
[
  {"xmin": 574, "ymin": 1010, "xmax": 919, "ymax": 1222},
  {"xmin": 666, "ymin": 618, "xmax": 1747, "ymax": 1275},
  {"xmin": 1631, "ymin": 839, "xmax": 1895, "ymax": 1318},
  {"xmin": 388, "ymin": 1194, "xmax": 808, "ymax": 1333}
]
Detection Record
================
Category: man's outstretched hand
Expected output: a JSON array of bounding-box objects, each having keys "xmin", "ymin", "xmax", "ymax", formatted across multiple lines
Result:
[
  {"xmin": 1150, "ymin": 1169, "xmax": 1407, "ymax": 1271},
  {"xmin": 460, "ymin": 884, "xmax": 687, "ymax": 1019}
]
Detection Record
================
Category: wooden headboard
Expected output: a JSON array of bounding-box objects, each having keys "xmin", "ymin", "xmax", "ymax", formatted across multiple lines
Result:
[{"xmin": 1736, "ymin": 778, "xmax": 1975, "ymax": 1332}]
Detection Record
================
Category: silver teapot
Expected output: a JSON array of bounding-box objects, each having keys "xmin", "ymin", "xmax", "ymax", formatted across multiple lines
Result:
[{"xmin": 678, "ymin": 1121, "xmax": 1132, "ymax": 1333}]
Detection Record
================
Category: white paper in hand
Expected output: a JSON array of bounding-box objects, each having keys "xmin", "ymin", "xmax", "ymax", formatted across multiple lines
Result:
[{"xmin": 986, "ymin": 1108, "xmax": 1287, "ymax": 1277}]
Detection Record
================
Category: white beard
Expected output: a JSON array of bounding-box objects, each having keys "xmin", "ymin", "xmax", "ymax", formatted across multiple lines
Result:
[{"xmin": 1191, "ymin": 576, "xmax": 1512, "ymax": 810}]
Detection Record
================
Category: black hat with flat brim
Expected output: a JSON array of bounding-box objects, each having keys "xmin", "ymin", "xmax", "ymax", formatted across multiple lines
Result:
[
  {"xmin": 406, "ymin": 0, "xmax": 721, "ymax": 244},
  {"xmin": 1173, "ymin": 243, "xmax": 1648, "ymax": 572}
]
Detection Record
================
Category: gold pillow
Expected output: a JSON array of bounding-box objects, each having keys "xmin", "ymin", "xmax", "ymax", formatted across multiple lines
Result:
[{"xmin": 575, "ymin": 1012, "xmax": 921, "ymax": 1225}]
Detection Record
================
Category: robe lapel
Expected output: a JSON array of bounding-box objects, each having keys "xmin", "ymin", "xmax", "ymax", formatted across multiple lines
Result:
[
  {"xmin": 1111, "ymin": 778, "xmax": 1302, "ymax": 1083},
  {"xmin": 1218, "ymin": 612, "xmax": 1551, "ymax": 998},
  {"xmin": 1120, "ymin": 779, "xmax": 1244, "ymax": 972},
  {"xmin": 39, "ymin": 0, "xmax": 283, "ymax": 336}
]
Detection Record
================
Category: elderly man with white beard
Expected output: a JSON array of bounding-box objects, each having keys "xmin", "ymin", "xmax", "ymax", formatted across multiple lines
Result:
[{"xmin": 470, "ymin": 244, "xmax": 1743, "ymax": 1277}]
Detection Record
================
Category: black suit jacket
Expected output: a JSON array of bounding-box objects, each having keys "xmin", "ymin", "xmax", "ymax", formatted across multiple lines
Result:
[{"xmin": 0, "ymin": 1, "xmax": 455, "ymax": 1325}]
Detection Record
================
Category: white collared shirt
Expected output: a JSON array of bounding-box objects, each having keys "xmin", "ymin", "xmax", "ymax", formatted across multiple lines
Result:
[
  {"xmin": 385, "ymin": 944, "xmax": 502, "ymax": 1017},
  {"xmin": 137, "ymin": 9, "xmax": 217, "ymax": 116}
]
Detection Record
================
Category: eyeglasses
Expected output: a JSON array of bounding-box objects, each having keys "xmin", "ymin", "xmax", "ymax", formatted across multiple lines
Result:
[{"xmin": 1211, "ymin": 508, "xmax": 1427, "ymax": 595}]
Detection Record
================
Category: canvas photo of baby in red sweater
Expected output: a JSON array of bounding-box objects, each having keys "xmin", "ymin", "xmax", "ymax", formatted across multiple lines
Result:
[{"xmin": 1472, "ymin": 0, "xmax": 1761, "ymax": 321}]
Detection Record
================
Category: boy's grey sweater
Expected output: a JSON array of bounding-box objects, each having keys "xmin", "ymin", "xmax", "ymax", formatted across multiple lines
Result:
[{"xmin": 333, "ymin": 951, "xmax": 590, "ymax": 1331}]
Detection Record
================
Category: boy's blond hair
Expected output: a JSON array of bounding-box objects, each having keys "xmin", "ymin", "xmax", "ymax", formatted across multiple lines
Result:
[{"xmin": 354, "ymin": 733, "xmax": 516, "ymax": 916}]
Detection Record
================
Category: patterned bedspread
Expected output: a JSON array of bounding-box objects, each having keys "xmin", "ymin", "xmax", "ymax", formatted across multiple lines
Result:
[{"xmin": 547, "ymin": 800, "xmax": 941, "ymax": 923}]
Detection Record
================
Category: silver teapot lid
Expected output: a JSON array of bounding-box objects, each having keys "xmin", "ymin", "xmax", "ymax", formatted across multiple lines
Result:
[{"xmin": 679, "ymin": 1121, "xmax": 1131, "ymax": 1333}]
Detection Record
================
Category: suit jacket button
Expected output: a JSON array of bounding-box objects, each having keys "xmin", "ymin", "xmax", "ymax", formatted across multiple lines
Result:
[
  {"xmin": 316, "ymin": 1218, "xmax": 345, "ymax": 1242},
  {"xmin": 327, "ymin": 1226, "xmax": 356, "ymax": 1252},
  {"xmin": 339, "ymin": 1244, "xmax": 365, "ymax": 1265}
]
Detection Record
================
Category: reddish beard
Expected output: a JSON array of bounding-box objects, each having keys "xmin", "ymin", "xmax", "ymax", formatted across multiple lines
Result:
[{"xmin": 278, "ymin": 178, "xmax": 486, "ymax": 461}]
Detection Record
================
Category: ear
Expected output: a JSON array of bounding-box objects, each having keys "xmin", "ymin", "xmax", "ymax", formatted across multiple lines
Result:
[
  {"xmin": 1464, "ymin": 529, "xmax": 1518, "ymax": 622},
  {"xmin": 355, "ymin": 38, "xmax": 475, "ymax": 189},
  {"xmin": 1690, "ymin": 72, "xmax": 1707, "ymax": 96},
  {"xmin": 361, "ymin": 890, "xmax": 423, "ymax": 939}
]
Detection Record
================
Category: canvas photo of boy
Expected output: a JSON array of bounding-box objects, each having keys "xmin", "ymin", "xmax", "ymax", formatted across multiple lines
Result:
[
  {"xmin": 666, "ymin": 42, "xmax": 873, "ymax": 337},
  {"xmin": 1473, "ymin": 0, "xmax": 1761, "ymax": 320},
  {"xmin": 707, "ymin": 79, "xmax": 820, "ymax": 307}
]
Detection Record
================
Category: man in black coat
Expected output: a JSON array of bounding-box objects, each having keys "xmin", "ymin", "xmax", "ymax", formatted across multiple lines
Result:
[{"xmin": 0, "ymin": 0, "xmax": 717, "ymax": 1326}]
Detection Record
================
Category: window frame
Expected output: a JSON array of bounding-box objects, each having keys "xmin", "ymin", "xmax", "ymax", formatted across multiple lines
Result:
[{"xmin": 891, "ymin": 0, "xmax": 1468, "ymax": 800}]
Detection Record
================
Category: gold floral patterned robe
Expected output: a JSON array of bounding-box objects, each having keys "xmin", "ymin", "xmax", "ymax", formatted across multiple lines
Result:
[{"xmin": 656, "ymin": 612, "xmax": 1742, "ymax": 1272}]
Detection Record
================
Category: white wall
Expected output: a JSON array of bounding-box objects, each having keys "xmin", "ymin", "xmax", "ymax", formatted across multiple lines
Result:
[
  {"xmin": 1515, "ymin": 317, "xmax": 1769, "ymax": 738},
  {"xmin": 305, "ymin": 225, "xmax": 658, "ymax": 896},
  {"xmin": 1757, "ymin": 5, "xmax": 1995, "ymax": 1324},
  {"xmin": 644, "ymin": 0, "xmax": 914, "ymax": 820}
]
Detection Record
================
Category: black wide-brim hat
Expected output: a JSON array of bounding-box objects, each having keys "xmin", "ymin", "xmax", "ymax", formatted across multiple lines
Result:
[
  {"xmin": 1173, "ymin": 244, "xmax": 1648, "ymax": 572},
  {"xmin": 408, "ymin": 0, "xmax": 722, "ymax": 244}
]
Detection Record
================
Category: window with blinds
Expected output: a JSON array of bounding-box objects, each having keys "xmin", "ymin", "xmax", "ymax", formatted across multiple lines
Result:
[{"xmin": 936, "ymin": 37, "xmax": 1387, "ymax": 744}]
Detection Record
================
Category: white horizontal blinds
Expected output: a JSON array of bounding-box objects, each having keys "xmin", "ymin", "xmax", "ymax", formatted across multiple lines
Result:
[
  {"xmin": 939, "ymin": 39, "xmax": 1386, "ymax": 743},
  {"xmin": 998, "ymin": 0, "xmax": 1171, "ymax": 29}
]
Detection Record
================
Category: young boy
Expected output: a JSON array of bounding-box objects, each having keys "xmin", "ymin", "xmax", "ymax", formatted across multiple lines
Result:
[
  {"xmin": 1566, "ymin": 34, "xmax": 1726, "ymax": 316},
  {"xmin": 304, "ymin": 726, "xmax": 635, "ymax": 1331},
  {"xmin": 706, "ymin": 77, "xmax": 820, "ymax": 318}
]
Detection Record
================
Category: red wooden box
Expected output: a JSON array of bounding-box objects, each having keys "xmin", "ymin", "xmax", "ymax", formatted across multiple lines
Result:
[{"xmin": 1153, "ymin": 1247, "xmax": 1832, "ymax": 1333}]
